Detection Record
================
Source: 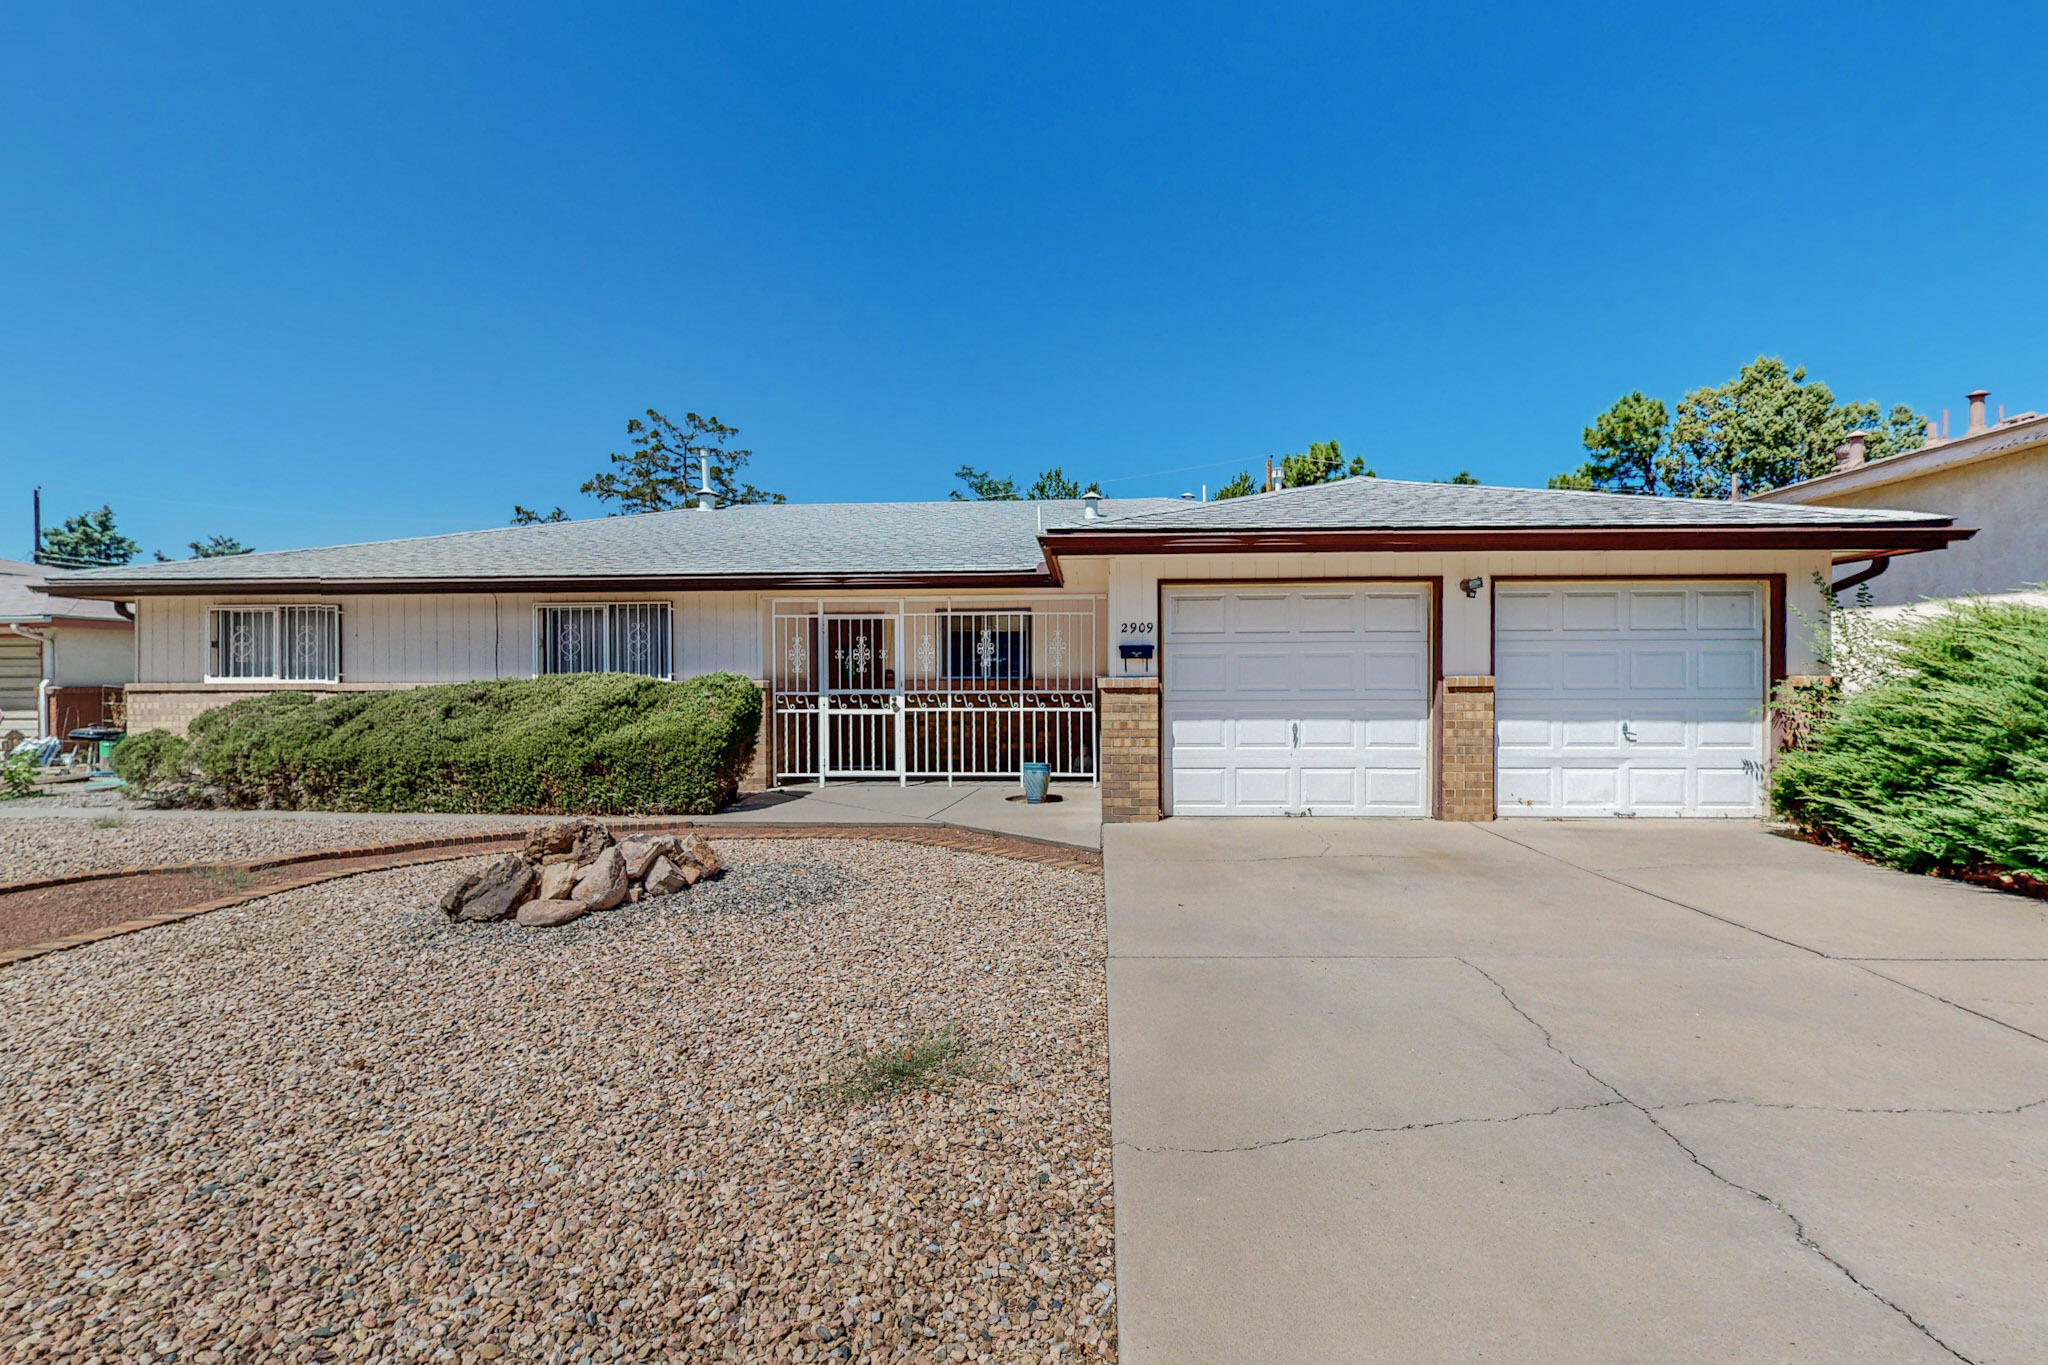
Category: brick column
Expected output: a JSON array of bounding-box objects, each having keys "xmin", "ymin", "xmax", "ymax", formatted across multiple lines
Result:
[
  {"xmin": 739, "ymin": 679, "xmax": 773, "ymax": 793},
  {"xmin": 1437, "ymin": 675, "xmax": 1495, "ymax": 822},
  {"xmin": 1098, "ymin": 676, "xmax": 1161, "ymax": 823}
]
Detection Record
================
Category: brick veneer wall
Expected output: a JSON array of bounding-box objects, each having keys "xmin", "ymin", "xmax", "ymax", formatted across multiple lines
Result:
[
  {"xmin": 1098, "ymin": 676, "xmax": 1161, "ymax": 823},
  {"xmin": 123, "ymin": 683, "xmax": 409, "ymax": 736},
  {"xmin": 1437, "ymin": 675, "xmax": 1495, "ymax": 821},
  {"xmin": 739, "ymin": 679, "xmax": 772, "ymax": 792}
]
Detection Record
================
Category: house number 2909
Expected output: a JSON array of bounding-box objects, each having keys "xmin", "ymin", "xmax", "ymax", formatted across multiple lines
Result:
[{"xmin": 1120, "ymin": 621, "xmax": 1154, "ymax": 635}]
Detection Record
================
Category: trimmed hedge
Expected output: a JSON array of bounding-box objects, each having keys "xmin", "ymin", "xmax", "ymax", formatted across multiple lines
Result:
[
  {"xmin": 1771, "ymin": 601, "xmax": 2048, "ymax": 879},
  {"xmin": 109, "ymin": 729, "xmax": 193, "ymax": 788},
  {"xmin": 120, "ymin": 672, "xmax": 762, "ymax": 814}
]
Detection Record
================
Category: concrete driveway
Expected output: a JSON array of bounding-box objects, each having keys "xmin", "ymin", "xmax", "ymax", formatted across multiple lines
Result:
[{"xmin": 1105, "ymin": 820, "xmax": 2048, "ymax": 1363}]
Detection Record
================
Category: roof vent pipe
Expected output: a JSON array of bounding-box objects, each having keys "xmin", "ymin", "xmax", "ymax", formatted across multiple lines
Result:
[
  {"xmin": 1835, "ymin": 431, "xmax": 1869, "ymax": 471},
  {"xmin": 693, "ymin": 449, "xmax": 716, "ymax": 511},
  {"xmin": 1966, "ymin": 390, "xmax": 1990, "ymax": 436},
  {"xmin": 1081, "ymin": 490, "xmax": 1102, "ymax": 521}
]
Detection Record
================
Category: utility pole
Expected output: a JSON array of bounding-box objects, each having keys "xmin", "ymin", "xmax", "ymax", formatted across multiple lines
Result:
[{"xmin": 31, "ymin": 486, "xmax": 41, "ymax": 565}]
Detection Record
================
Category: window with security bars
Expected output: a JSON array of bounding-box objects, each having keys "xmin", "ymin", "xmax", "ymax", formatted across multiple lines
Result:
[
  {"xmin": 208, "ymin": 605, "xmax": 341, "ymax": 682},
  {"xmin": 536, "ymin": 603, "xmax": 672, "ymax": 678},
  {"xmin": 944, "ymin": 611, "xmax": 1030, "ymax": 683}
]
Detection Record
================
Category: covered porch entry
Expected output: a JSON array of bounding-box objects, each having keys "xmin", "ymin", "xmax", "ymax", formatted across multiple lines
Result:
[{"xmin": 768, "ymin": 596, "xmax": 1105, "ymax": 785}]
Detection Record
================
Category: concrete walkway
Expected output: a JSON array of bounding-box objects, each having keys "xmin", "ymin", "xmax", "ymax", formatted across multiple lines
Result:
[
  {"xmin": 0, "ymin": 781, "xmax": 1103, "ymax": 849},
  {"xmin": 1105, "ymin": 819, "xmax": 2048, "ymax": 1363}
]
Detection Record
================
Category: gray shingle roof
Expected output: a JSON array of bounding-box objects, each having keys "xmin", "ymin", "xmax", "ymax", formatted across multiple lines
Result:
[
  {"xmin": 0, "ymin": 558, "xmax": 130, "ymax": 623},
  {"xmin": 38, "ymin": 479, "xmax": 1955, "ymax": 597},
  {"xmin": 1043, "ymin": 477, "xmax": 1950, "ymax": 533},
  {"xmin": 40, "ymin": 499, "xmax": 1185, "ymax": 592}
]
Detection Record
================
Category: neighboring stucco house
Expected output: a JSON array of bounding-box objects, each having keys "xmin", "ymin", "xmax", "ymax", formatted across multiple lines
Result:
[
  {"xmin": 1, "ymin": 557, "xmax": 136, "ymax": 739},
  {"xmin": 40, "ymin": 480, "xmax": 1968, "ymax": 821},
  {"xmin": 1749, "ymin": 389, "xmax": 2045, "ymax": 612}
]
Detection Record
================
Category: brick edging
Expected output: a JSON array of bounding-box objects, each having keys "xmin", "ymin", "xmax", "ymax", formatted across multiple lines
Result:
[{"xmin": 0, "ymin": 824, "xmax": 1099, "ymax": 970}]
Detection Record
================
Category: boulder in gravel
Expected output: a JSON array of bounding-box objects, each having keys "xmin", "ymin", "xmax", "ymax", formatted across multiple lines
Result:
[
  {"xmin": 644, "ymin": 854, "xmax": 700, "ymax": 896},
  {"xmin": 536, "ymin": 861, "xmax": 580, "ymax": 901},
  {"xmin": 618, "ymin": 834, "xmax": 676, "ymax": 880},
  {"xmin": 442, "ymin": 854, "xmax": 536, "ymax": 922},
  {"xmin": 522, "ymin": 820, "xmax": 613, "ymax": 867},
  {"xmin": 572, "ymin": 845, "xmax": 628, "ymax": 910},
  {"xmin": 675, "ymin": 831, "xmax": 722, "ymax": 877},
  {"xmin": 515, "ymin": 897, "xmax": 591, "ymax": 928}
]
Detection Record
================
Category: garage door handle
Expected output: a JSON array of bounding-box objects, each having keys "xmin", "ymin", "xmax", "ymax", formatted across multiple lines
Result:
[
  {"xmin": 1292, "ymin": 721, "xmax": 1300, "ymax": 749},
  {"xmin": 1621, "ymin": 722, "xmax": 1637, "ymax": 743}
]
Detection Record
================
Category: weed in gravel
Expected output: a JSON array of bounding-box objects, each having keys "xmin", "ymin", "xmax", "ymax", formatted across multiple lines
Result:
[
  {"xmin": 817, "ymin": 1027, "xmax": 992, "ymax": 1106},
  {"xmin": 90, "ymin": 814, "xmax": 130, "ymax": 830},
  {"xmin": 192, "ymin": 866, "xmax": 256, "ymax": 891}
]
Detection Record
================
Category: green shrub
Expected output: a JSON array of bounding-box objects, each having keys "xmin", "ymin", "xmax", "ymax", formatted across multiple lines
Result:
[
  {"xmin": 1771, "ymin": 601, "xmax": 2048, "ymax": 879},
  {"xmin": 110, "ymin": 729, "xmax": 193, "ymax": 788},
  {"xmin": 170, "ymin": 672, "xmax": 761, "ymax": 814}
]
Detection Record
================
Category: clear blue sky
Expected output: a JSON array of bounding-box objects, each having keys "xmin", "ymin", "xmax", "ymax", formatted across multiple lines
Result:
[{"xmin": 4, "ymin": 2, "xmax": 2044, "ymax": 560}]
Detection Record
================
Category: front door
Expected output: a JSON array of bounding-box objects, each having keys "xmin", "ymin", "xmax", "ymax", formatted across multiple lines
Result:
[{"xmin": 822, "ymin": 616, "xmax": 899, "ymax": 777}]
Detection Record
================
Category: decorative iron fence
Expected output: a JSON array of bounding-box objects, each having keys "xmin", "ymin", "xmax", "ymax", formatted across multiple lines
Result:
[{"xmin": 770, "ymin": 598, "xmax": 1102, "ymax": 783}]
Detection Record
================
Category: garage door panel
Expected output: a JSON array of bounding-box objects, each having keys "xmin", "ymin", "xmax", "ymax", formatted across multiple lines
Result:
[
  {"xmin": 1164, "ymin": 584, "xmax": 1431, "ymax": 817},
  {"xmin": 1627, "ymin": 591, "xmax": 1688, "ymax": 630},
  {"xmin": 1299, "ymin": 766, "xmax": 1361, "ymax": 807},
  {"xmin": 1497, "ymin": 582, "xmax": 1764, "ymax": 817},
  {"xmin": 1561, "ymin": 650, "xmax": 1623, "ymax": 691},
  {"xmin": 1297, "ymin": 593, "xmax": 1360, "ymax": 634},
  {"xmin": 1560, "ymin": 767, "xmax": 1621, "ymax": 808},
  {"xmin": 1363, "ymin": 592, "xmax": 1426, "ymax": 633},
  {"xmin": 1233, "ymin": 767, "xmax": 1292, "ymax": 808},
  {"xmin": 1698, "ymin": 590, "xmax": 1759, "ymax": 631},
  {"xmin": 1170, "ymin": 650, "xmax": 1231, "ymax": 695},
  {"xmin": 1628, "ymin": 649, "xmax": 1689, "ymax": 690},
  {"xmin": 1561, "ymin": 592, "xmax": 1622, "ymax": 630},
  {"xmin": 1233, "ymin": 651, "xmax": 1297, "ymax": 692},
  {"xmin": 1696, "ymin": 647, "xmax": 1761, "ymax": 691},
  {"xmin": 1495, "ymin": 592, "xmax": 1554, "ymax": 632},
  {"xmin": 1296, "ymin": 649, "xmax": 1361, "ymax": 694},
  {"xmin": 1231, "ymin": 594, "xmax": 1293, "ymax": 634},
  {"xmin": 1363, "ymin": 649, "xmax": 1425, "ymax": 692},
  {"xmin": 1168, "ymin": 594, "xmax": 1228, "ymax": 636}
]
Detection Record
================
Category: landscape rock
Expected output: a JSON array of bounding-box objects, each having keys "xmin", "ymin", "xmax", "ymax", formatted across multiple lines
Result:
[
  {"xmin": 675, "ymin": 831, "xmax": 722, "ymax": 877},
  {"xmin": 618, "ymin": 834, "xmax": 677, "ymax": 880},
  {"xmin": 516, "ymin": 897, "xmax": 592, "ymax": 928},
  {"xmin": 522, "ymin": 819, "xmax": 613, "ymax": 867},
  {"xmin": 536, "ymin": 861, "xmax": 580, "ymax": 902},
  {"xmin": 572, "ymin": 845, "xmax": 628, "ymax": 910},
  {"xmin": 443, "ymin": 854, "xmax": 536, "ymax": 922},
  {"xmin": 644, "ymin": 854, "xmax": 700, "ymax": 896}
]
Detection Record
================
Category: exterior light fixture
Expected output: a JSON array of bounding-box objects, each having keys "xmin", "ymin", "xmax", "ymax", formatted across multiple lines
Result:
[{"xmin": 1460, "ymin": 577, "xmax": 1485, "ymax": 598}]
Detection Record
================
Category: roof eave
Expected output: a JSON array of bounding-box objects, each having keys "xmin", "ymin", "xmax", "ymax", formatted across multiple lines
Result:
[
  {"xmin": 1038, "ymin": 523, "xmax": 1972, "ymax": 564},
  {"xmin": 35, "ymin": 568, "xmax": 1065, "ymax": 600}
]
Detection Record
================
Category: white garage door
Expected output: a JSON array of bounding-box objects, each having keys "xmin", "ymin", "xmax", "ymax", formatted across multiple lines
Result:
[
  {"xmin": 1494, "ymin": 581, "xmax": 1766, "ymax": 817},
  {"xmin": 1163, "ymin": 585, "xmax": 1431, "ymax": 816}
]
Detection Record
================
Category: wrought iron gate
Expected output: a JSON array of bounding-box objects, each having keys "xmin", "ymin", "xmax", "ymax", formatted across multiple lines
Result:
[{"xmin": 771, "ymin": 598, "xmax": 1100, "ymax": 784}]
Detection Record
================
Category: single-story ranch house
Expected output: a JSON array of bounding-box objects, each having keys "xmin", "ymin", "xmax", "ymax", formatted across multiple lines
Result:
[{"xmin": 41, "ymin": 478, "xmax": 1970, "ymax": 821}]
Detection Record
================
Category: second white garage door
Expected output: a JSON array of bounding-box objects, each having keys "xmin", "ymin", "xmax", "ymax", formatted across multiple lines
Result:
[
  {"xmin": 1163, "ymin": 585, "xmax": 1431, "ymax": 816},
  {"xmin": 1494, "ymin": 581, "xmax": 1767, "ymax": 817}
]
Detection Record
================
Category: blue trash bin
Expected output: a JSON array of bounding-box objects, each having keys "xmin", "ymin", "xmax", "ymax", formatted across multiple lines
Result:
[{"xmin": 1020, "ymin": 761, "xmax": 1051, "ymax": 804}]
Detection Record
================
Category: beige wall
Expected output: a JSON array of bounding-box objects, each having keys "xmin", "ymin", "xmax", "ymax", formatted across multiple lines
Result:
[
  {"xmin": 1784, "ymin": 445, "xmax": 2047, "ymax": 608},
  {"xmin": 51, "ymin": 624, "xmax": 135, "ymax": 687},
  {"xmin": 1082, "ymin": 548, "xmax": 1836, "ymax": 678},
  {"xmin": 136, "ymin": 590, "xmax": 762, "ymax": 685}
]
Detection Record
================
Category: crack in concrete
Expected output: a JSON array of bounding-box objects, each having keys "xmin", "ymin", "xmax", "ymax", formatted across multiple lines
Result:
[
  {"xmin": 1459, "ymin": 956, "xmax": 1977, "ymax": 1363},
  {"xmin": 1478, "ymin": 824, "xmax": 2048, "ymax": 1053},
  {"xmin": 1115, "ymin": 1099, "xmax": 1630, "ymax": 1154},
  {"xmin": 1650, "ymin": 1095, "xmax": 2048, "ymax": 1118}
]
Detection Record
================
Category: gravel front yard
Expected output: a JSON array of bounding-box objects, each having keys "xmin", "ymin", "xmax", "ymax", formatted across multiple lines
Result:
[
  {"xmin": 0, "ymin": 840, "xmax": 1114, "ymax": 1362},
  {"xmin": 0, "ymin": 814, "xmax": 533, "ymax": 885}
]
